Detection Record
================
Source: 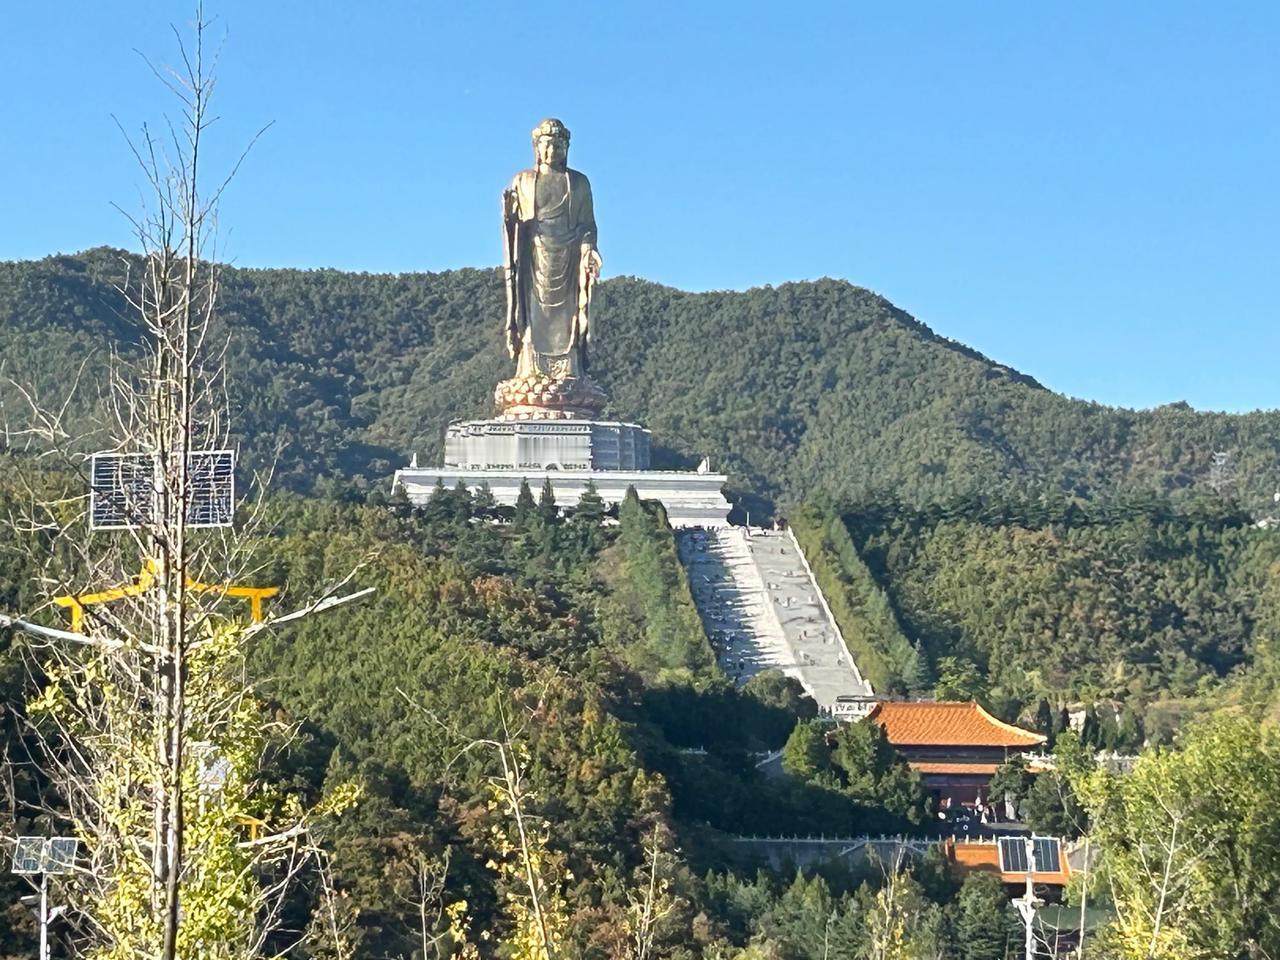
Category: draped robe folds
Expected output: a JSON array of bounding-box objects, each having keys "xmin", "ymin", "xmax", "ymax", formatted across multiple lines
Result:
[{"xmin": 506, "ymin": 167, "xmax": 597, "ymax": 379}]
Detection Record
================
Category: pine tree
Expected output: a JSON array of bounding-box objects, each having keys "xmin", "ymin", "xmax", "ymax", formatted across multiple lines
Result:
[
  {"xmin": 899, "ymin": 640, "xmax": 930, "ymax": 694},
  {"xmin": 538, "ymin": 477, "xmax": 558, "ymax": 524},
  {"xmin": 1055, "ymin": 706, "xmax": 1071, "ymax": 742},
  {"xmin": 514, "ymin": 480, "xmax": 537, "ymax": 526},
  {"xmin": 472, "ymin": 481, "xmax": 497, "ymax": 513},
  {"xmin": 955, "ymin": 872, "xmax": 1016, "ymax": 960},
  {"xmin": 573, "ymin": 479, "xmax": 605, "ymax": 524},
  {"xmin": 933, "ymin": 656, "xmax": 985, "ymax": 702},
  {"xmin": 1080, "ymin": 705, "xmax": 1100, "ymax": 747},
  {"xmin": 1116, "ymin": 707, "xmax": 1144, "ymax": 753},
  {"xmin": 781, "ymin": 719, "xmax": 831, "ymax": 781},
  {"xmin": 451, "ymin": 479, "xmax": 474, "ymax": 522},
  {"xmin": 1035, "ymin": 697, "xmax": 1054, "ymax": 747},
  {"xmin": 1097, "ymin": 706, "xmax": 1120, "ymax": 751}
]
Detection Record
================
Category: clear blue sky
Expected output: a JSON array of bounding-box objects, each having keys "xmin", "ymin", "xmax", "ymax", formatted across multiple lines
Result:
[{"xmin": 3, "ymin": 2, "xmax": 1277, "ymax": 413}]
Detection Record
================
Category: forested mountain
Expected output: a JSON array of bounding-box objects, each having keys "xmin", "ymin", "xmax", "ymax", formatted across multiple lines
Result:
[
  {"xmin": 3, "ymin": 232, "xmax": 1280, "ymax": 954},
  {"xmin": 793, "ymin": 497, "xmax": 1280, "ymax": 729},
  {"xmin": 2, "ymin": 248, "xmax": 1277, "ymax": 512}
]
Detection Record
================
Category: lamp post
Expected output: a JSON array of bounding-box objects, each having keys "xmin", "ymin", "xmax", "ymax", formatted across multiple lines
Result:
[
  {"xmin": 1012, "ymin": 835, "xmax": 1045, "ymax": 960},
  {"xmin": 11, "ymin": 836, "xmax": 78, "ymax": 960}
]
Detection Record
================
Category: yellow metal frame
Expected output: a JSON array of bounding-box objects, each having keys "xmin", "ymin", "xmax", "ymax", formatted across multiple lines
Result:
[
  {"xmin": 53, "ymin": 559, "xmax": 279, "ymax": 632},
  {"xmin": 235, "ymin": 813, "xmax": 267, "ymax": 841}
]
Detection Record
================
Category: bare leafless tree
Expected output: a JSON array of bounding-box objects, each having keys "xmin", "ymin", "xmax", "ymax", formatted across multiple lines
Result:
[
  {"xmin": 400, "ymin": 685, "xmax": 573, "ymax": 960},
  {"xmin": 0, "ymin": 7, "xmax": 366, "ymax": 957},
  {"xmin": 624, "ymin": 825, "xmax": 680, "ymax": 960}
]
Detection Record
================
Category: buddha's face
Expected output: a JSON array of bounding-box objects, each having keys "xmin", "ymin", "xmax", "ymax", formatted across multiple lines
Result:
[{"xmin": 535, "ymin": 135, "xmax": 568, "ymax": 170}]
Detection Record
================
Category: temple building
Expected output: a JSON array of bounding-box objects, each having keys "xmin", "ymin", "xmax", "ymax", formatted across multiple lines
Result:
[{"xmin": 867, "ymin": 700, "xmax": 1046, "ymax": 808}]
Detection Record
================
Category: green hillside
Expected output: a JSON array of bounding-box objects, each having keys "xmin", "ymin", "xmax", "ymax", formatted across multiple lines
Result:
[
  {"xmin": 829, "ymin": 496, "xmax": 1280, "ymax": 724},
  {"xmin": 2, "ymin": 248, "xmax": 1277, "ymax": 512},
  {"xmin": 0, "ymin": 468, "xmax": 926, "ymax": 957}
]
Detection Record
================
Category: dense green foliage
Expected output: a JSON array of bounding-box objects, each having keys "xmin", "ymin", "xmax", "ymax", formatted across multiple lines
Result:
[
  {"xmin": 989, "ymin": 735, "xmax": 1090, "ymax": 839},
  {"xmin": 602, "ymin": 490, "xmax": 717, "ymax": 679},
  {"xmin": 1072, "ymin": 717, "xmax": 1280, "ymax": 958},
  {"xmin": 782, "ymin": 718, "xmax": 931, "ymax": 825},
  {"xmin": 833, "ymin": 494, "xmax": 1280, "ymax": 714},
  {"xmin": 6, "ymin": 244, "xmax": 1280, "ymax": 956},
  {"xmin": 789, "ymin": 505, "xmax": 923, "ymax": 694},
  {"xmin": 953, "ymin": 873, "xmax": 1021, "ymax": 960},
  {"xmin": 4, "ymin": 249, "xmax": 1280, "ymax": 512},
  {"xmin": 0, "ymin": 467, "xmax": 921, "ymax": 957}
]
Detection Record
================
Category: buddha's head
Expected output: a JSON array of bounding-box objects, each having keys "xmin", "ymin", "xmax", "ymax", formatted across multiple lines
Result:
[{"xmin": 531, "ymin": 118, "xmax": 570, "ymax": 170}]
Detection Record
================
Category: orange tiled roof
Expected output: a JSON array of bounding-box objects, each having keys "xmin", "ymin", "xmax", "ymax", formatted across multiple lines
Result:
[
  {"xmin": 910, "ymin": 761, "xmax": 1000, "ymax": 776},
  {"xmin": 950, "ymin": 841, "xmax": 1002, "ymax": 873},
  {"xmin": 867, "ymin": 701, "xmax": 1046, "ymax": 749},
  {"xmin": 946, "ymin": 839, "xmax": 1070, "ymax": 886}
]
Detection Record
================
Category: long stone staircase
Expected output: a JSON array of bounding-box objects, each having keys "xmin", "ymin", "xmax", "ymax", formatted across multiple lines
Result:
[{"xmin": 677, "ymin": 526, "xmax": 874, "ymax": 715}]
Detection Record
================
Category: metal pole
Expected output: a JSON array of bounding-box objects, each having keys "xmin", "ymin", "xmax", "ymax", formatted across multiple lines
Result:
[
  {"xmin": 1024, "ymin": 889, "xmax": 1033, "ymax": 960},
  {"xmin": 1078, "ymin": 836, "xmax": 1090, "ymax": 958},
  {"xmin": 1013, "ymin": 837, "xmax": 1038, "ymax": 960},
  {"xmin": 40, "ymin": 870, "xmax": 49, "ymax": 960}
]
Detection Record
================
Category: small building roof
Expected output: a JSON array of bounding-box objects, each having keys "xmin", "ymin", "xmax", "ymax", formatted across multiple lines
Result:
[
  {"xmin": 946, "ymin": 837, "xmax": 1071, "ymax": 887},
  {"xmin": 867, "ymin": 701, "xmax": 1047, "ymax": 749}
]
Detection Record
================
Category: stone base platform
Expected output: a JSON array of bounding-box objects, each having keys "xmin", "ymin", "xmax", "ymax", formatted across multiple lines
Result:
[
  {"xmin": 393, "ymin": 466, "xmax": 732, "ymax": 529},
  {"xmin": 442, "ymin": 418, "xmax": 651, "ymax": 472}
]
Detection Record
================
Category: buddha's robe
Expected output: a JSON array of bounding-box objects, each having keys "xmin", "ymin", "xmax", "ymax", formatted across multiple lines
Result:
[{"xmin": 506, "ymin": 166, "xmax": 597, "ymax": 379}]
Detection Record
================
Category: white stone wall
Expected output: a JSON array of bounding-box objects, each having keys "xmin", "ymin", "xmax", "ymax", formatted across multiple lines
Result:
[{"xmin": 394, "ymin": 467, "xmax": 731, "ymax": 528}]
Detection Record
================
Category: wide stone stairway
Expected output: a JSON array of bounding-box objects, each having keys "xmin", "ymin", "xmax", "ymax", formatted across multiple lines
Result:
[{"xmin": 677, "ymin": 526, "xmax": 874, "ymax": 715}]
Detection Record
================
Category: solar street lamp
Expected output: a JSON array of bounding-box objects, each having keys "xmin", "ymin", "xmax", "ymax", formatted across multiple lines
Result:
[
  {"xmin": 11, "ymin": 835, "xmax": 78, "ymax": 960},
  {"xmin": 1008, "ymin": 835, "xmax": 1046, "ymax": 960}
]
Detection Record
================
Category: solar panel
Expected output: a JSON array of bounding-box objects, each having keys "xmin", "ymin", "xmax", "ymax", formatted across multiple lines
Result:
[
  {"xmin": 999, "ymin": 837, "xmax": 1029, "ymax": 873},
  {"xmin": 90, "ymin": 453, "xmax": 155, "ymax": 530},
  {"xmin": 44, "ymin": 837, "xmax": 78, "ymax": 875},
  {"xmin": 187, "ymin": 450, "xmax": 235, "ymax": 527},
  {"xmin": 90, "ymin": 450, "xmax": 235, "ymax": 530},
  {"xmin": 1032, "ymin": 837, "xmax": 1061, "ymax": 873},
  {"xmin": 11, "ymin": 837, "xmax": 44, "ymax": 874}
]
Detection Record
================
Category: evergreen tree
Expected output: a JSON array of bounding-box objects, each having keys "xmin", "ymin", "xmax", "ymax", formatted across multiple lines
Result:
[
  {"xmin": 1116, "ymin": 706, "xmax": 1144, "ymax": 753},
  {"xmin": 743, "ymin": 671, "xmax": 817, "ymax": 720},
  {"xmin": 513, "ymin": 479, "xmax": 537, "ymax": 526},
  {"xmin": 831, "ymin": 720, "xmax": 929, "ymax": 823},
  {"xmin": 418, "ymin": 477, "xmax": 451, "ymax": 524},
  {"xmin": 472, "ymin": 481, "xmax": 497, "ymax": 513},
  {"xmin": 758, "ymin": 872, "xmax": 862, "ymax": 960},
  {"xmin": 934, "ymin": 656, "xmax": 985, "ymax": 702},
  {"xmin": 573, "ymin": 479, "xmax": 606, "ymax": 523},
  {"xmin": 954, "ymin": 872, "xmax": 1016, "ymax": 960},
  {"xmin": 1080, "ymin": 705, "xmax": 1100, "ymax": 747},
  {"xmin": 1055, "ymin": 706, "xmax": 1071, "ymax": 742},
  {"xmin": 898, "ymin": 640, "xmax": 930, "ymax": 694},
  {"xmin": 538, "ymin": 477, "xmax": 558, "ymax": 524},
  {"xmin": 567, "ymin": 480, "xmax": 606, "ymax": 554},
  {"xmin": 988, "ymin": 756, "xmax": 1035, "ymax": 815},
  {"xmin": 451, "ymin": 478, "xmax": 474, "ymax": 520},
  {"xmin": 1022, "ymin": 770, "xmax": 1085, "ymax": 838},
  {"xmin": 782, "ymin": 719, "xmax": 831, "ymax": 781},
  {"xmin": 1097, "ymin": 706, "xmax": 1120, "ymax": 751},
  {"xmin": 1035, "ymin": 697, "xmax": 1054, "ymax": 747}
]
